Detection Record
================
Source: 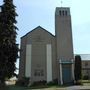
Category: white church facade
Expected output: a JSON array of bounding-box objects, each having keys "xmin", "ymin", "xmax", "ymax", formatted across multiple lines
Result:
[{"xmin": 19, "ymin": 7, "xmax": 74, "ymax": 85}]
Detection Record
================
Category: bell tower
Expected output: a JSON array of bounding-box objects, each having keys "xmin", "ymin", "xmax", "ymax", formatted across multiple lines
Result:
[{"xmin": 55, "ymin": 7, "xmax": 74, "ymax": 84}]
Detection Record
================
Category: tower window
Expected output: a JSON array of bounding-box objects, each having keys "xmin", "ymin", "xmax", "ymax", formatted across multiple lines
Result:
[
  {"xmin": 59, "ymin": 10, "xmax": 68, "ymax": 16},
  {"xmin": 59, "ymin": 11, "xmax": 61, "ymax": 16},
  {"xmin": 62, "ymin": 10, "xmax": 64, "ymax": 16},
  {"xmin": 65, "ymin": 11, "xmax": 67, "ymax": 16}
]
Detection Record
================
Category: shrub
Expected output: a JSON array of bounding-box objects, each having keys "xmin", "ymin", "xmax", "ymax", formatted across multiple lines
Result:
[
  {"xmin": 74, "ymin": 80, "xmax": 83, "ymax": 85},
  {"xmin": 74, "ymin": 55, "xmax": 82, "ymax": 81},
  {"xmin": 47, "ymin": 79, "xmax": 58, "ymax": 86},
  {"xmin": 83, "ymin": 75, "xmax": 89, "ymax": 80},
  {"xmin": 31, "ymin": 80, "xmax": 46, "ymax": 86},
  {"xmin": 16, "ymin": 77, "xmax": 29, "ymax": 86},
  {"xmin": 53, "ymin": 79, "xmax": 58, "ymax": 85}
]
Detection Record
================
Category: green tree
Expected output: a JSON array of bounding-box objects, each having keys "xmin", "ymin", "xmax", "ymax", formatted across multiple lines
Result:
[
  {"xmin": 74, "ymin": 55, "xmax": 82, "ymax": 83},
  {"xmin": 0, "ymin": 0, "xmax": 18, "ymax": 84}
]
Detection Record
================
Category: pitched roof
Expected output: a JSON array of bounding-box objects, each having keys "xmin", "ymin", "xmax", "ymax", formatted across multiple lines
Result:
[
  {"xmin": 75, "ymin": 54, "xmax": 90, "ymax": 60},
  {"xmin": 80, "ymin": 54, "xmax": 90, "ymax": 60},
  {"xmin": 21, "ymin": 26, "xmax": 55, "ymax": 38}
]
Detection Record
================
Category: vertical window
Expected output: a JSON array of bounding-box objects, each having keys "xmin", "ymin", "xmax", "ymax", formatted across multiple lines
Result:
[
  {"xmin": 34, "ymin": 69, "xmax": 44, "ymax": 76},
  {"xmin": 41, "ymin": 70, "xmax": 44, "ymax": 76},
  {"xmin": 85, "ymin": 62, "xmax": 88, "ymax": 66},
  {"xmin": 62, "ymin": 10, "xmax": 64, "ymax": 16},
  {"xmin": 65, "ymin": 11, "xmax": 67, "ymax": 16},
  {"xmin": 59, "ymin": 11, "xmax": 61, "ymax": 16},
  {"xmin": 34, "ymin": 71, "xmax": 37, "ymax": 76}
]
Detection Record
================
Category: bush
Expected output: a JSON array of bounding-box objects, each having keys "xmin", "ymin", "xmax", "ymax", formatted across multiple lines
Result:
[
  {"xmin": 74, "ymin": 80, "xmax": 83, "ymax": 85},
  {"xmin": 53, "ymin": 79, "xmax": 58, "ymax": 85},
  {"xmin": 47, "ymin": 79, "xmax": 58, "ymax": 86},
  {"xmin": 74, "ymin": 55, "xmax": 82, "ymax": 81},
  {"xmin": 31, "ymin": 80, "xmax": 46, "ymax": 86},
  {"xmin": 16, "ymin": 77, "xmax": 29, "ymax": 86},
  {"xmin": 83, "ymin": 75, "xmax": 89, "ymax": 80}
]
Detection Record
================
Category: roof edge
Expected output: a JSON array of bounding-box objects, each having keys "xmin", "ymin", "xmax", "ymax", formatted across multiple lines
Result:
[{"xmin": 21, "ymin": 26, "xmax": 55, "ymax": 39}]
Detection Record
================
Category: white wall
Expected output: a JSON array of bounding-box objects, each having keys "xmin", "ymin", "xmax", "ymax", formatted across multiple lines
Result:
[
  {"xmin": 46, "ymin": 44, "xmax": 52, "ymax": 82},
  {"xmin": 25, "ymin": 44, "xmax": 32, "ymax": 77}
]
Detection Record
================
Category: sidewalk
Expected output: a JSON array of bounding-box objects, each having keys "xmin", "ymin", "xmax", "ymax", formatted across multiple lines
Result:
[
  {"xmin": 30, "ymin": 88, "xmax": 66, "ymax": 90},
  {"xmin": 30, "ymin": 86, "xmax": 90, "ymax": 90},
  {"xmin": 67, "ymin": 86, "xmax": 90, "ymax": 90}
]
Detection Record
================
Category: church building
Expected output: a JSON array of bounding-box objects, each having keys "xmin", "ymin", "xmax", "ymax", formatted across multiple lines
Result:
[{"xmin": 19, "ymin": 7, "xmax": 74, "ymax": 85}]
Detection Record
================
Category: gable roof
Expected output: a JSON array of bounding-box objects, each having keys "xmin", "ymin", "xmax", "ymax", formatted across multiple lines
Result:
[
  {"xmin": 74, "ymin": 54, "xmax": 90, "ymax": 60},
  {"xmin": 80, "ymin": 54, "xmax": 90, "ymax": 60},
  {"xmin": 21, "ymin": 26, "xmax": 55, "ymax": 39}
]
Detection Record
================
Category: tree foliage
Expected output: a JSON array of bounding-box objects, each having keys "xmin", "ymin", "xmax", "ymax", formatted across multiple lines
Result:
[
  {"xmin": 74, "ymin": 55, "xmax": 82, "ymax": 81},
  {"xmin": 0, "ymin": 0, "xmax": 18, "ymax": 83}
]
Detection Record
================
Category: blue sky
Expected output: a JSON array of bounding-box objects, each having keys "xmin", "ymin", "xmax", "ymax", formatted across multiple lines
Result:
[
  {"xmin": 16, "ymin": 0, "xmax": 90, "ymax": 54},
  {"xmin": 0, "ymin": 0, "xmax": 90, "ymax": 54},
  {"xmin": 0, "ymin": 0, "xmax": 90, "ymax": 73}
]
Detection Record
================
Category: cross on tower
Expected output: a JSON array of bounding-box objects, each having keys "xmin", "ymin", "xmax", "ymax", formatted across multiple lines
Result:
[{"xmin": 61, "ymin": 0, "xmax": 63, "ymax": 7}]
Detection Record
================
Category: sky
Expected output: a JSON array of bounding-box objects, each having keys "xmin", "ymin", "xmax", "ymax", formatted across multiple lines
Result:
[
  {"xmin": 15, "ymin": 0, "xmax": 90, "ymax": 54},
  {"xmin": 0, "ymin": 0, "xmax": 90, "ymax": 54},
  {"xmin": 0, "ymin": 0, "xmax": 90, "ymax": 71}
]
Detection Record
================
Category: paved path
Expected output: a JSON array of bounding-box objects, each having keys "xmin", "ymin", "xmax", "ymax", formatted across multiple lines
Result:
[
  {"xmin": 67, "ymin": 86, "xmax": 90, "ymax": 90},
  {"xmin": 30, "ymin": 86, "xmax": 90, "ymax": 90},
  {"xmin": 30, "ymin": 88, "xmax": 65, "ymax": 90}
]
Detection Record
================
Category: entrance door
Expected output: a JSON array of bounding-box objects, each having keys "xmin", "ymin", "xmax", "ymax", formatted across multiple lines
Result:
[{"xmin": 62, "ymin": 64, "xmax": 72, "ymax": 84}]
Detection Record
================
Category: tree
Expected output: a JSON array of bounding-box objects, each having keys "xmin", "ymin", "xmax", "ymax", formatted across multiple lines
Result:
[
  {"xmin": 0, "ymin": 0, "xmax": 18, "ymax": 84},
  {"xmin": 74, "ymin": 55, "xmax": 82, "ymax": 83}
]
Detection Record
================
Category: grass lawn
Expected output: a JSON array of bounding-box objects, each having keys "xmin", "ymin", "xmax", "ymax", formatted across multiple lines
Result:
[
  {"xmin": 81, "ymin": 80, "xmax": 90, "ymax": 83},
  {"xmin": 1, "ymin": 80, "xmax": 89, "ymax": 90},
  {"xmin": 7, "ymin": 85, "xmax": 27, "ymax": 90},
  {"xmin": 6, "ymin": 85, "xmax": 66, "ymax": 90},
  {"xmin": 81, "ymin": 80, "xmax": 90, "ymax": 86},
  {"xmin": 29, "ymin": 85, "xmax": 66, "ymax": 89},
  {"xmin": 5, "ymin": 81, "xmax": 90, "ymax": 90},
  {"xmin": 1, "ymin": 80, "xmax": 90, "ymax": 90}
]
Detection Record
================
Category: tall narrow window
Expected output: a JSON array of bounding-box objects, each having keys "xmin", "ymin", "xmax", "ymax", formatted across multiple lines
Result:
[
  {"xmin": 59, "ymin": 11, "xmax": 61, "ymax": 16},
  {"xmin": 65, "ymin": 11, "xmax": 67, "ymax": 16},
  {"xmin": 62, "ymin": 10, "xmax": 64, "ymax": 16}
]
